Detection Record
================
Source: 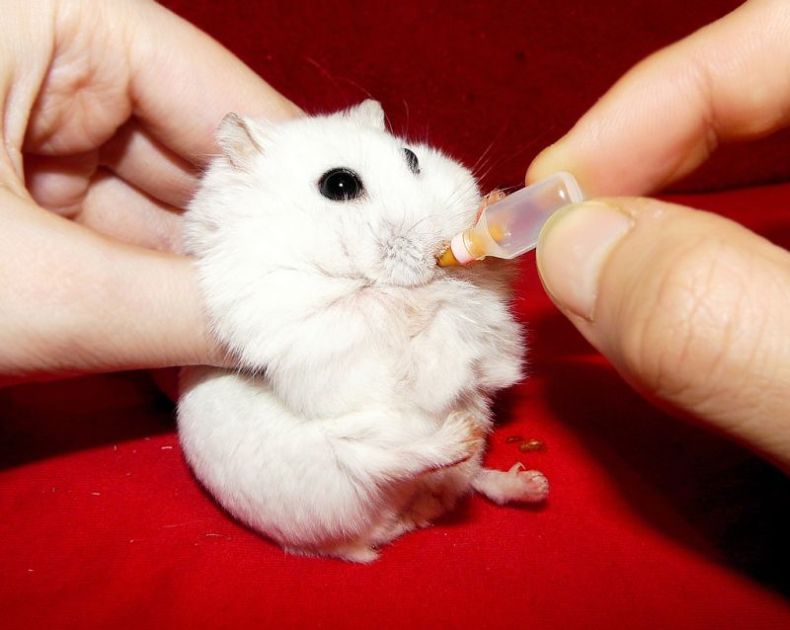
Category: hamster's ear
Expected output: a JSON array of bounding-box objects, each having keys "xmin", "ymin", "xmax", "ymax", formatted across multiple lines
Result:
[
  {"xmin": 345, "ymin": 100, "xmax": 386, "ymax": 131},
  {"xmin": 216, "ymin": 113, "xmax": 268, "ymax": 171}
]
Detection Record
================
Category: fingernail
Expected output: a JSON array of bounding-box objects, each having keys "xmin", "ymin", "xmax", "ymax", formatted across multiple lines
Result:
[{"xmin": 537, "ymin": 201, "xmax": 634, "ymax": 320}]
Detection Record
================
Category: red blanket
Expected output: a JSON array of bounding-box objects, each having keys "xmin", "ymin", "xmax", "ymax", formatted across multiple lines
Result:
[{"xmin": 3, "ymin": 1, "xmax": 789, "ymax": 627}]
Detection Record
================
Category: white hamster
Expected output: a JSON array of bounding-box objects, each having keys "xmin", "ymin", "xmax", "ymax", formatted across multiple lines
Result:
[{"xmin": 178, "ymin": 100, "xmax": 548, "ymax": 562}]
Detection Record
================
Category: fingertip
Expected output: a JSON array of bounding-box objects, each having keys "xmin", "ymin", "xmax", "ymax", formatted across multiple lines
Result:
[
  {"xmin": 129, "ymin": 0, "xmax": 303, "ymax": 163},
  {"xmin": 525, "ymin": 139, "xmax": 571, "ymax": 186},
  {"xmin": 526, "ymin": 138, "xmax": 603, "ymax": 200},
  {"xmin": 536, "ymin": 200, "xmax": 635, "ymax": 321}
]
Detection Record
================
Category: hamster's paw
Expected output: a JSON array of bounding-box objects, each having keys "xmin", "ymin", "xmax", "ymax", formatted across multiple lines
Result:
[
  {"xmin": 399, "ymin": 487, "xmax": 461, "ymax": 529},
  {"xmin": 429, "ymin": 412, "xmax": 486, "ymax": 471},
  {"xmin": 507, "ymin": 464, "xmax": 550, "ymax": 502},
  {"xmin": 472, "ymin": 463, "xmax": 549, "ymax": 505},
  {"xmin": 290, "ymin": 542, "xmax": 380, "ymax": 564},
  {"xmin": 328, "ymin": 543, "xmax": 380, "ymax": 564},
  {"xmin": 368, "ymin": 515, "xmax": 420, "ymax": 547},
  {"xmin": 477, "ymin": 189, "xmax": 507, "ymax": 219}
]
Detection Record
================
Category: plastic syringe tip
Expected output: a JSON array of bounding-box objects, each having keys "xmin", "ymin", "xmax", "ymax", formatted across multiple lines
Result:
[{"xmin": 437, "ymin": 246, "xmax": 460, "ymax": 267}]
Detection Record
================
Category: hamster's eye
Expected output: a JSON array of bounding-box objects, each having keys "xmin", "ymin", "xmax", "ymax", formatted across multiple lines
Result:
[
  {"xmin": 403, "ymin": 148, "xmax": 420, "ymax": 174},
  {"xmin": 318, "ymin": 168, "xmax": 365, "ymax": 201}
]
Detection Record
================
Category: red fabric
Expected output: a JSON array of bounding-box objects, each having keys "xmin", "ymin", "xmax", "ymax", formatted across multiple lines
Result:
[{"xmin": 2, "ymin": 1, "xmax": 790, "ymax": 628}]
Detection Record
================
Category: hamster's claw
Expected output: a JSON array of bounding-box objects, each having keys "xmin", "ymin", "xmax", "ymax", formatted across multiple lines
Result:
[
  {"xmin": 437, "ymin": 189, "xmax": 507, "ymax": 268},
  {"xmin": 476, "ymin": 189, "xmax": 507, "ymax": 220}
]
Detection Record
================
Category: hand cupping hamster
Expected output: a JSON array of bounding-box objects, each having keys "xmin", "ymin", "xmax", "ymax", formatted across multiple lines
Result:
[{"xmin": 178, "ymin": 101, "xmax": 548, "ymax": 562}]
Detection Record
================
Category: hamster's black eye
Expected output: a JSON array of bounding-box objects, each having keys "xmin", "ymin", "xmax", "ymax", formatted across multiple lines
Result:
[
  {"xmin": 318, "ymin": 168, "xmax": 364, "ymax": 201},
  {"xmin": 403, "ymin": 148, "xmax": 420, "ymax": 174}
]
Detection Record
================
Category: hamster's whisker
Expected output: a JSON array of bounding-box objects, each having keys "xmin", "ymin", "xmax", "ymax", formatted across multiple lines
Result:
[
  {"xmin": 402, "ymin": 214, "xmax": 434, "ymax": 236},
  {"xmin": 469, "ymin": 121, "xmax": 511, "ymax": 180},
  {"xmin": 470, "ymin": 140, "xmax": 496, "ymax": 175},
  {"xmin": 439, "ymin": 182, "xmax": 482, "ymax": 221},
  {"xmin": 472, "ymin": 163, "xmax": 495, "ymax": 185},
  {"xmin": 364, "ymin": 220, "xmax": 389, "ymax": 254},
  {"xmin": 401, "ymin": 99, "xmax": 411, "ymax": 138}
]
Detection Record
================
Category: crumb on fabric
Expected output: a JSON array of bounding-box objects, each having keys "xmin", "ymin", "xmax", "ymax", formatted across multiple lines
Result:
[{"xmin": 518, "ymin": 439, "xmax": 545, "ymax": 453}]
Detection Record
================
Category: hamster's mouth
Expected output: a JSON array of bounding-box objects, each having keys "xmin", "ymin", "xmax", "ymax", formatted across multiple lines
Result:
[{"xmin": 435, "ymin": 191, "xmax": 502, "ymax": 267}]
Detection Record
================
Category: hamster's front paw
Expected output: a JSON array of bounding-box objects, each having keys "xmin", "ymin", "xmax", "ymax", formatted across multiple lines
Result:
[
  {"xmin": 399, "ymin": 485, "xmax": 462, "ymax": 529},
  {"xmin": 476, "ymin": 189, "xmax": 507, "ymax": 220},
  {"xmin": 428, "ymin": 412, "xmax": 486, "ymax": 472}
]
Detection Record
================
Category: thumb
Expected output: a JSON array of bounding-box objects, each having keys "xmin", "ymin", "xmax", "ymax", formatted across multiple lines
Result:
[{"xmin": 536, "ymin": 198, "xmax": 790, "ymax": 467}]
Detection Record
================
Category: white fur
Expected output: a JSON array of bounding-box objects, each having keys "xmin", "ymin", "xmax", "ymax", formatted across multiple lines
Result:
[{"xmin": 179, "ymin": 101, "xmax": 548, "ymax": 562}]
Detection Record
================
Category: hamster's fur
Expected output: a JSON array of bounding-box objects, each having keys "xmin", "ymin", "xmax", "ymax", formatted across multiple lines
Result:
[{"xmin": 178, "ymin": 101, "xmax": 548, "ymax": 562}]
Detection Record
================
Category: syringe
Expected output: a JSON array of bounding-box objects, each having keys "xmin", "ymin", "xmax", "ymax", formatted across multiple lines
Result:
[{"xmin": 437, "ymin": 172, "xmax": 585, "ymax": 266}]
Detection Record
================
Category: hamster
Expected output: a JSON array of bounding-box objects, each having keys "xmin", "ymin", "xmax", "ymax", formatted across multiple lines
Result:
[{"xmin": 178, "ymin": 100, "xmax": 548, "ymax": 562}]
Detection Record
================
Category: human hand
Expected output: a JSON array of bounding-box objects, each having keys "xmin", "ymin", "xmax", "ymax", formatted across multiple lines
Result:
[
  {"xmin": 527, "ymin": 0, "xmax": 790, "ymax": 467},
  {"xmin": 0, "ymin": 0, "xmax": 300, "ymax": 383}
]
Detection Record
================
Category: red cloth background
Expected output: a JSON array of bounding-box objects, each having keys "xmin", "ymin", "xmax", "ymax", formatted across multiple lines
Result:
[{"xmin": 2, "ymin": 1, "xmax": 790, "ymax": 628}]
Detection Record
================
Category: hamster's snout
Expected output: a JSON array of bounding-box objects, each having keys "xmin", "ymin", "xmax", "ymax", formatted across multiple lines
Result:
[
  {"xmin": 385, "ymin": 235, "xmax": 421, "ymax": 260},
  {"xmin": 379, "ymin": 232, "xmax": 439, "ymax": 287}
]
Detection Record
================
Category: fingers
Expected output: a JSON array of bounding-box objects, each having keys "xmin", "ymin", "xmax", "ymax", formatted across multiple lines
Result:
[
  {"xmin": 24, "ymin": 151, "xmax": 99, "ymax": 216},
  {"xmin": 536, "ymin": 198, "xmax": 790, "ymax": 468},
  {"xmin": 25, "ymin": 153, "xmax": 188, "ymax": 252},
  {"xmin": 99, "ymin": 120, "xmax": 199, "ymax": 209},
  {"xmin": 78, "ymin": 172, "xmax": 186, "ymax": 253},
  {"xmin": 527, "ymin": 0, "xmax": 790, "ymax": 196},
  {"xmin": 125, "ymin": 0, "xmax": 302, "ymax": 165},
  {"xmin": 0, "ymin": 188, "xmax": 223, "ymax": 377},
  {"xmin": 19, "ymin": 0, "xmax": 300, "ymax": 170}
]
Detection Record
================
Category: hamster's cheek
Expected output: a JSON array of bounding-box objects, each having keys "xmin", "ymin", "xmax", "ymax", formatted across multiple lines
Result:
[
  {"xmin": 304, "ymin": 214, "xmax": 373, "ymax": 279},
  {"xmin": 411, "ymin": 146, "xmax": 480, "ymax": 227}
]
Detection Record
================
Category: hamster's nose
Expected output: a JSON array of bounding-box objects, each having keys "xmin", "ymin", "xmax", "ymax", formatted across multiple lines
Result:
[
  {"xmin": 384, "ymin": 235, "xmax": 422, "ymax": 263},
  {"xmin": 380, "ymin": 234, "xmax": 436, "ymax": 286}
]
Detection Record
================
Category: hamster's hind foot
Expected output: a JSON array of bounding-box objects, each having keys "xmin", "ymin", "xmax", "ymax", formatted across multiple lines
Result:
[
  {"xmin": 326, "ymin": 543, "xmax": 380, "ymax": 564},
  {"xmin": 472, "ymin": 463, "xmax": 549, "ymax": 505},
  {"xmin": 285, "ymin": 542, "xmax": 381, "ymax": 564}
]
